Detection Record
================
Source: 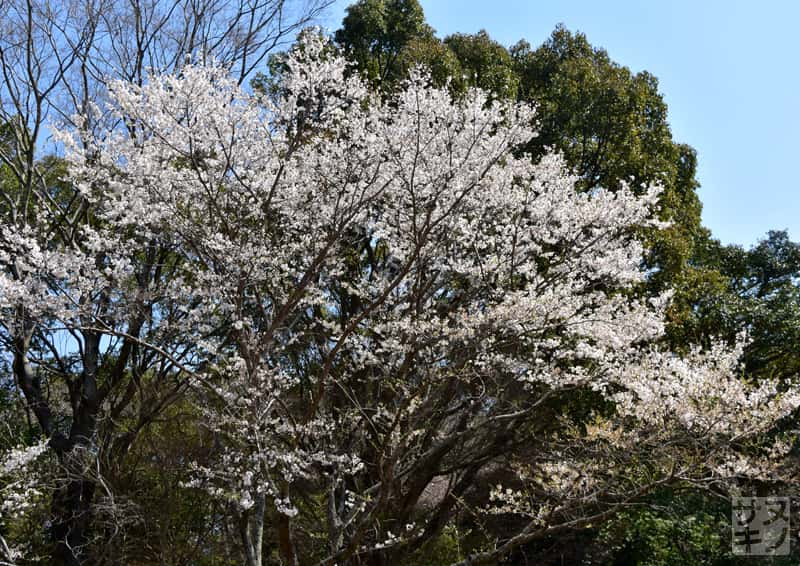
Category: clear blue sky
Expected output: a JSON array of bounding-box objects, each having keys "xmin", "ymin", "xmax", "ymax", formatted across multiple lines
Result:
[{"xmin": 323, "ymin": 0, "xmax": 800, "ymax": 247}]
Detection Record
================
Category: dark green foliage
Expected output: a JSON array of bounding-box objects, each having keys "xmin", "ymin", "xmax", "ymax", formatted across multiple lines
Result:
[
  {"xmin": 335, "ymin": 0, "xmax": 434, "ymax": 87},
  {"xmin": 397, "ymin": 35, "xmax": 463, "ymax": 90},
  {"xmin": 444, "ymin": 31, "xmax": 518, "ymax": 99},
  {"xmin": 680, "ymin": 230, "xmax": 800, "ymax": 381},
  {"xmin": 512, "ymin": 25, "xmax": 676, "ymax": 195},
  {"xmin": 594, "ymin": 493, "xmax": 728, "ymax": 566}
]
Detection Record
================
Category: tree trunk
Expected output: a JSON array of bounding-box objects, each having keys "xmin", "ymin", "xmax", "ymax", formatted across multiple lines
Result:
[
  {"xmin": 51, "ymin": 329, "xmax": 103, "ymax": 565},
  {"xmin": 240, "ymin": 493, "xmax": 266, "ymax": 566},
  {"xmin": 51, "ymin": 470, "xmax": 96, "ymax": 566},
  {"xmin": 277, "ymin": 511, "xmax": 298, "ymax": 566}
]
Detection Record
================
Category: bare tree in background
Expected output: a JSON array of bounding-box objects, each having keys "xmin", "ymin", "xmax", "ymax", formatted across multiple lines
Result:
[{"xmin": 0, "ymin": 1, "xmax": 332, "ymax": 563}]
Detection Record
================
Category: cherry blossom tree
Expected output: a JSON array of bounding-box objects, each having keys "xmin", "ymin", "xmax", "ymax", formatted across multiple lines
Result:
[{"xmin": 2, "ymin": 32, "xmax": 799, "ymax": 564}]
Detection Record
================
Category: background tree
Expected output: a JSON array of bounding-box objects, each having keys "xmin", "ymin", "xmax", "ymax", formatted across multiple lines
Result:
[
  {"xmin": 443, "ymin": 31, "xmax": 519, "ymax": 99},
  {"xmin": 680, "ymin": 230, "xmax": 800, "ymax": 379},
  {"xmin": 334, "ymin": 0, "xmax": 434, "ymax": 87}
]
